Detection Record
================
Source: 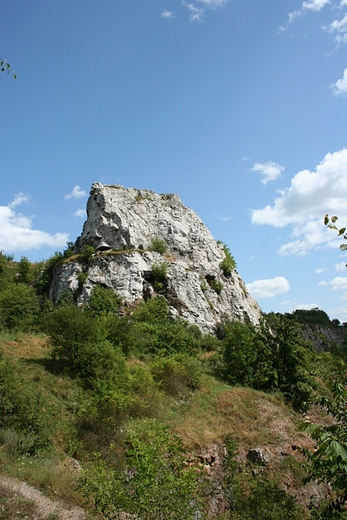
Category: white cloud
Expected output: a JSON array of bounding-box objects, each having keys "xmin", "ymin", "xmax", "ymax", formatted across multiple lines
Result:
[
  {"xmin": 341, "ymin": 0, "xmax": 347, "ymax": 6},
  {"xmin": 161, "ymin": 10, "xmax": 175, "ymax": 19},
  {"xmin": 328, "ymin": 304, "xmax": 347, "ymax": 322},
  {"xmin": 295, "ymin": 303, "xmax": 320, "ymax": 310},
  {"xmin": 336, "ymin": 262, "xmax": 346, "ymax": 271},
  {"xmin": 327, "ymin": 13, "xmax": 347, "ymax": 33},
  {"xmin": 329, "ymin": 276, "xmax": 347, "ymax": 290},
  {"xmin": 246, "ymin": 276, "xmax": 290, "ymax": 299},
  {"xmin": 315, "ymin": 267, "xmax": 325, "ymax": 273},
  {"xmin": 331, "ymin": 68, "xmax": 347, "ymax": 96},
  {"xmin": 9, "ymin": 192, "xmax": 29, "ymax": 208},
  {"xmin": 182, "ymin": 0, "xmax": 231, "ymax": 21},
  {"xmin": 196, "ymin": 0, "xmax": 231, "ymax": 6},
  {"xmin": 218, "ymin": 216, "xmax": 233, "ymax": 221},
  {"xmin": 302, "ymin": 0, "xmax": 330, "ymax": 11},
  {"xmin": 251, "ymin": 161, "xmax": 285, "ymax": 185},
  {"xmin": 73, "ymin": 208, "xmax": 87, "ymax": 218},
  {"xmin": 251, "ymin": 149, "xmax": 347, "ymax": 255},
  {"xmin": 182, "ymin": 1, "xmax": 204, "ymax": 21},
  {"xmin": 288, "ymin": 0, "xmax": 329, "ymax": 23},
  {"xmin": 64, "ymin": 185, "xmax": 87, "ymax": 200},
  {"xmin": 0, "ymin": 196, "xmax": 68, "ymax": 252}
]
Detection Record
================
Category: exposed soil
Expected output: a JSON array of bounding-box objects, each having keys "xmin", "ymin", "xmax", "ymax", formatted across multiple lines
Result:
[{"xmin": 0, "ymin": 477, "xmax": 85, "ymax": 520}]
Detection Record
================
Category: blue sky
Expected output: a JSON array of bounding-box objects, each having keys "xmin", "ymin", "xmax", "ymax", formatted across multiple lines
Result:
[{"xmin": 1, "ymin": 0, "xmax": 347, "ymax": 321}]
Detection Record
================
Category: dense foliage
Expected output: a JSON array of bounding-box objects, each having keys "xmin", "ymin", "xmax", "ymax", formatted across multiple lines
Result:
[
  {"xmin": 1, "ymin": 248, "xmax": 347, "ymax": 518},
  {"xmin": 222, "ymin": 313, "xmax": 313, "ymax": 410}
]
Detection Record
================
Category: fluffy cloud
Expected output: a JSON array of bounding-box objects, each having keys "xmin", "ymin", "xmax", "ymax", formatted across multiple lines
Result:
[
  {"xmin": 331, "ymin": 68, "xmax": 347, "ymax": 95},
  {"xmin": 251, "ymin": 149, "xmax": 347, "ymax": 255},
  {"xmin": 73, "ymin": 208, "xmax": 87, "ymax": 218},
  {"xmin": 246, "ymin": 276, "xmax": 290, "ymax": 299},
  {"xmin": 294, "ymin": 303, "xmax": 320, "ymax": 310},
  {"xmin": 64, "ymin": 185, "xmax": 87, "ymax": 200},
  {"xmin": 329, "ymin": 276, "xmax": 347, "ymax": 290},
  {"xmin": 335, "ymin": 261, "xmax": 347, "ymax": 271},
  {"xmin": 182, "ymin": 0, "xmax": 231, "ymax": 21},
  {"xmin": 251, "ymin": 161, "xmax": 284, "ymax": 185},
  {"xmin": 327, "ymin": 13, "xmax": 347, "ymax": 33},
  {"xmin": 161, "ymin": 10, "xmax": 175, "ymax": 19},
  {"xmin": 288, "ymin": 0, "xmax": 329, "ymax": 23},
  {"xmin": 0, "ymin": 195, "xmax": 68, "ymax": 252}
]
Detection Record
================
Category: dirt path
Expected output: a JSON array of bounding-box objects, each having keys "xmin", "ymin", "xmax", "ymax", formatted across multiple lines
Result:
[{"xmin": 0, "ymin": 477, "xmax": 85, "ymax": 520}]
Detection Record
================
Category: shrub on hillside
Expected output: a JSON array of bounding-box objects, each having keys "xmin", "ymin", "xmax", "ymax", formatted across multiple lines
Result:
[
  {"xmin": 219, "ymin": 243, "xmax": 236, "ymax": 277},
  {"xmin": 80, "ymin": 419, "xmax": 203, "ymax": 520},
  {"xmin": 0, "ymin": 350, "xmax": 52, "ymax": 452},
  {"xmin": 86, "ymin": 285, "xmax": 121, "ymax": 317},
  {"xmin": 149, "ymin": 237, "xmax": 168, "ymax": 254},
  {"xmin": 0, "ymin": 283, "xmax": 40, "ymax": 332},
  {"xmin": 150, "ymin": 353, "xmax": 202, "ymax": 396}
]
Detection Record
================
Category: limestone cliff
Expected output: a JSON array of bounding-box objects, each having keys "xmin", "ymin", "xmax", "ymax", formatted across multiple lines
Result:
[{"xmin": 50, "ymin": 183, "xmax": 261, "ymax": 333}]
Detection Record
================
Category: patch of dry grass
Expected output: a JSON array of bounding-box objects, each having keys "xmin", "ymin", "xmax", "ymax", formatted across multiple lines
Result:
[{"xmin": 165, "ymin": 374, "xmax": 306, "ymax": 451}]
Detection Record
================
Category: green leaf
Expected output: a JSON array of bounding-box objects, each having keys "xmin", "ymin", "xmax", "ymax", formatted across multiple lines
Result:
[
  {"xmin": 338, "ymin": 227, "xmax": 346, "ymax": 236},
  {"xmin": 340, "ymin": 244, "xmax": 347, "ymax": 251},
  {"xmin": 331, "ymin": 216, "xmax": 339, "ymax": 223},
  {"xmin": 329, "ymin": 441, "xmax": 347, "ymax": 460}
]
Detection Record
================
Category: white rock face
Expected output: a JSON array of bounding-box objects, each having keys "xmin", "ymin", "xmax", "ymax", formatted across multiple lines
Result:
[{"xmin": 50, "ymin": 183, "xmax": 261, "ymax": 333}]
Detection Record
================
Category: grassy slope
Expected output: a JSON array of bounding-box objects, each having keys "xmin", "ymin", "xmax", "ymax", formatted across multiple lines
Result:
[{"xmin": 0, "ymin": 333, "xmax": 324, "ymax": 517}]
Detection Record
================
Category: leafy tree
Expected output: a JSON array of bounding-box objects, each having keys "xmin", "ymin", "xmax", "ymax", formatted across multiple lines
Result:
[
  {"xmin": 0, "ymin": 283, "xmax": 40, "ymax": 332},
  {"xmin": 16, "ymin": 256, "xmax": 35, "ymax": 285},
  {"xmin": 301, "ymin": 382, "xmax": 347, "ymax": 517},
  {"xmin": 223, "ymin": 314, "xmax": 312, "ymax": 410},
  {"xmin": 259, "ymin": 313, "xmax": 313, "ymax": 410}
]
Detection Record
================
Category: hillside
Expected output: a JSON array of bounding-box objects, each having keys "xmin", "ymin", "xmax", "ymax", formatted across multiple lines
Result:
[{"xmin": 0, "ymin": 332, "xmax": 333, "ymax": 519}]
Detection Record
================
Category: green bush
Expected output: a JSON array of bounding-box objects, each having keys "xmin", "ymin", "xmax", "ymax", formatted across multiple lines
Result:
[
  {"xmin": 87, "ymin": 285, "xmax": 121, "ymax": 317},
  {"xmin": 207, "ymin": 277, "xmax": 223, "ymax": 295},
  {"xmin": 0, "ymin": 283, "xmax": 40, "ymax": 332},
  {"xmin": 80, "ymin": 244, "xmax": 95, "ymax": 263},
  {"xmin": 80, "ymin": 419, "xmax": 203, "ymax": 520},
  {"xmin": 77, "ymin": 271, "xmax": 88, "ymax": 288},
  {"xmin": 149, "ymin": 237, "xmax": 168, "ymax": 254},
  {"xmin": 219, "ymin": 243, "xmax": 236, "ymax": 277},
  {"xmin": 132, "ymin": 297, "xmax": 168, "ymax": 323},
  {"xmin": 232, "ymin": 479, "xmax": 302, "ymax": 519},
  {"xmin": 150, "ymin": 353, "xmax": 202, "ymax": 396},
  {"xmin": 0, "ymin": 350, "xmax": 52, "ymax": 452},
  {"xmin": 150, "ymin": 262, "xmax": 168, "ymax": 294},
  {"xmin": 43, "ymin": 304, "xmax": 102, "ymax": 367}
]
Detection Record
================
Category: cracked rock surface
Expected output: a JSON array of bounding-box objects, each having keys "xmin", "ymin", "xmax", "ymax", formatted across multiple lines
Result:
[{"xmin": 50, "ymin": 183, "xmax": 261, "ymax": 333}]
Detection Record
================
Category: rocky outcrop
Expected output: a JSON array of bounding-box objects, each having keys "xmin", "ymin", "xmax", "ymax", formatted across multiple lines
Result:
[
  {"xmin": 300, "ymin": 324, "xmax": 346, "ymax": 352},
  {"xmin": 50, "ymin": 183, "xmax": 261, "ymax": 333}
]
